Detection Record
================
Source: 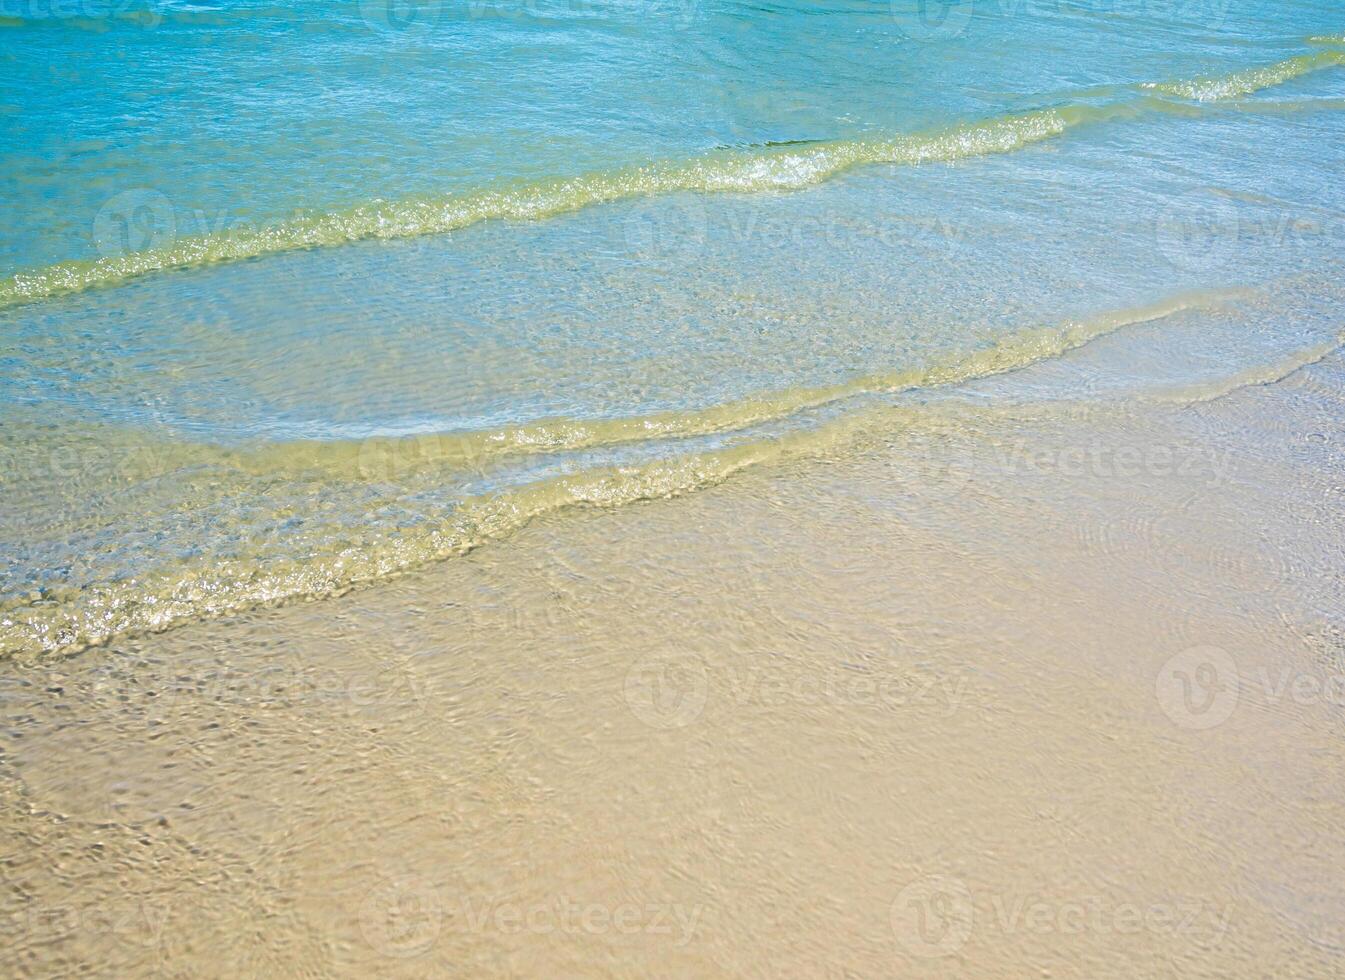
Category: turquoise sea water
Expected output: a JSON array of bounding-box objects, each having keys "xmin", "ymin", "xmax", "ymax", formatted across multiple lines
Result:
[{"xmin": 2, "ymin": 1, "xmax": 1344, "ymax": 656}]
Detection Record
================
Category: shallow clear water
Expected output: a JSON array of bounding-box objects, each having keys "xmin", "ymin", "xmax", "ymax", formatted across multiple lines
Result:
[{"xmin": 2, "ymin": 0, "xmax": 1344, "ymax": 656}]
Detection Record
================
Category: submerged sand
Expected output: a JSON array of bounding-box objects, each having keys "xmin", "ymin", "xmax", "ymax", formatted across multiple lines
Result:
[{"xmin": 2, "ymin": 337, "xmax": 1344, "ymax": 977}]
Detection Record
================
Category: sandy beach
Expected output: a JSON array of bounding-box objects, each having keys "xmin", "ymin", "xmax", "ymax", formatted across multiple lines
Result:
[
  {"xmin": 6, "ymin": 4, "xmax": 1345, "ymax": 976},
  {"xmin": 5, "ymin": 313, "xmax": 1343, "ymax": 976}
]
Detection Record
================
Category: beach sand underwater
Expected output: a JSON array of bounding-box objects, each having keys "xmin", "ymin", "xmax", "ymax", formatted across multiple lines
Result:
[{"xmin": 3, "ymin": 1, "xmax": 1345, "ymax": 975}]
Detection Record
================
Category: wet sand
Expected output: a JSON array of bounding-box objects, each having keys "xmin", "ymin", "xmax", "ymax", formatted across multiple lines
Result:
[{"xmin": 3, "ymin": 337, "xmax": 1344, "ymax": 977}]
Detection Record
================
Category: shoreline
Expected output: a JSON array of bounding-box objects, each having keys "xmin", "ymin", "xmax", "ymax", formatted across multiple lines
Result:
[{"xmin": 4, "ymin": 333, "xmax": 1343, "ymax": 976}]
